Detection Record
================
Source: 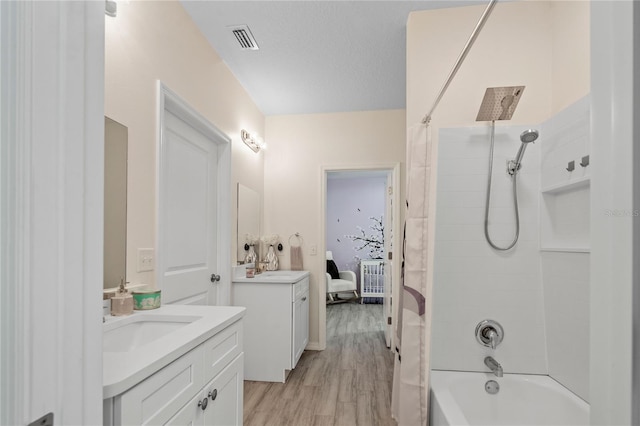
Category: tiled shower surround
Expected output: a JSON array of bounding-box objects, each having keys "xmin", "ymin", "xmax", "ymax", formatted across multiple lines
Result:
[{"xmin": 432, "ymin": 96, "xmax": 590, "ymax": 402}]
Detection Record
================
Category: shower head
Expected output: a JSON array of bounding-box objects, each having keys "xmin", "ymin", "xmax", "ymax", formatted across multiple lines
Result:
[
  {"xmin": 511, "ymin": 128, "xmax": 539, "ymax": 174},
  {"xmin": 476, "ymin": 86, "xmax": 525, "ymax": 121},
  {"xmin": 520, "ymin": 129, "xmax": 539, "ymax": 143}
]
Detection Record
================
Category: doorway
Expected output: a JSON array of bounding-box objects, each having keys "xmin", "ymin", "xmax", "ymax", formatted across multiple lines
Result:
[
  {"xmin": 326, "ymin": 171, "xmax": 386, "ymax": 303},
  {"xmin": 321, "ymin": 164, "xmax": 400, "ymax": 350}
]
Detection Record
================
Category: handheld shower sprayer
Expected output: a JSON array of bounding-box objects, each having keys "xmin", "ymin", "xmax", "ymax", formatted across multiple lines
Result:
[
  {"xmin": 508, "ymin": 129, "xmax": 539, "ymax": 175},
  {"xmin": 476, "ymin": 86, "xmax": 536, "ymax": 251}
]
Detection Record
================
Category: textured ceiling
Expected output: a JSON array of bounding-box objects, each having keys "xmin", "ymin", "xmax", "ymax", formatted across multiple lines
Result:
[{"xmin": 180, "ymin": 1, "xmax": 488, "ymax": 116}]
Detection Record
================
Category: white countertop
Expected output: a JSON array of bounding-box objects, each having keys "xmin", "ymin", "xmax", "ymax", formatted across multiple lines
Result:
[
  {"xmin": 232, "ymin": 269, "xmax": 309, "ymax": 284},
  {"xmin": 103, "ymin": 304, "xmax": 245, "ymax": 398}
]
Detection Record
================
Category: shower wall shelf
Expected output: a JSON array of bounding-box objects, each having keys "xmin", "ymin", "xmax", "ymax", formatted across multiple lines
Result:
[
  {"xmin": 541, "ymin": 176, "xmax": 590, "ymax": 194},
  {"xmin": 540, "ymin": 176, "xmax": 590, "ymax": 252}
]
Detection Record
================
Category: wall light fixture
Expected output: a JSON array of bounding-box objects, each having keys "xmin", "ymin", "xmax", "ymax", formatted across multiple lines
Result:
[{"xmin": 241, "ymin": 129, "xmax": 265, "ymax": 153}]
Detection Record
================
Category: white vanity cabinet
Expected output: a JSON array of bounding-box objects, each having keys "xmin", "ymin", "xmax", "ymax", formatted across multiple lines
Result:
[
  {"xmin": 103, "ymin": 306, "xmax": 245, "ymax": 426},
  {"xmin": 232, "ymin": 271, "xmax": 310, "ymax": 382}
]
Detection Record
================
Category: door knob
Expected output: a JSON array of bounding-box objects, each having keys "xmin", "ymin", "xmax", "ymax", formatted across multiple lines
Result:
[
  {"xmin": 198, "ymin": 397, "xmax": 209, "ymax": 410},
  {"xmin": 209, "ymin": 389, "xmax": 218, "ymax": 401},
  {"xmin": 210, "ymin": 274, "xmax": 221, "ymax": 282}
]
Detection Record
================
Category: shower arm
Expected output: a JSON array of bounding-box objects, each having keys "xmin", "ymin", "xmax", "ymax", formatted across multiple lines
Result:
[{"xmin": 422, "ymin": 0, "xmax": 498, "ymax": 125}]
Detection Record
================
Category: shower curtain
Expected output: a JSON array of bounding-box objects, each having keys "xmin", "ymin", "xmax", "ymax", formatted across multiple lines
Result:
[{"xmin": 391, "ymin": 122, "xmax": 434, "ymax": 425}]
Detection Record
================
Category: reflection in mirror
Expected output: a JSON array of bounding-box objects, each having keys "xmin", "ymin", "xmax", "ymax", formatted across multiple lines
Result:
[
  {"xmin": 104, "ymin": 117, "xmax": 128, "ymax": 288},
  {"xmin": 237, "ymin": 184, "xmax": 261, "ymax": 264}
]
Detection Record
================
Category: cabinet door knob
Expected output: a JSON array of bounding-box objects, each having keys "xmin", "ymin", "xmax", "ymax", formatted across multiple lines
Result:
[
  {"xmin": 210, "ymin": 273, "xmax": 221, "ymax": 283},
  {"xmin": 301, "ymin": 297, "xmax": 307, "ymax": 301},
  {"xmin": 209, "ymin": 389, "xmax": 218, "ymax": 401},
  {"xmin": 198, "ymin": 397, "xmax": 209, "ymax": 410}
]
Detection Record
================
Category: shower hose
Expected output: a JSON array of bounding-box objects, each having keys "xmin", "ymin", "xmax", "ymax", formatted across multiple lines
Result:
[{"xmin": 484, "ymin": 121, "xmax": 520, "ymax": 251}]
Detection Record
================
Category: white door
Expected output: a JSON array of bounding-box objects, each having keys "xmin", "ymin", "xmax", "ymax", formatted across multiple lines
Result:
[
  {"xmin": 383, "ymin": 174, "xmax": 393, "ymax": 348},
  {"xmin": 157, "ymin": 84, "xmax": 232, "ymax": 306},
  {"xmin": 158, "ymin": 108, "xmax": 220, "ymax": 305}
]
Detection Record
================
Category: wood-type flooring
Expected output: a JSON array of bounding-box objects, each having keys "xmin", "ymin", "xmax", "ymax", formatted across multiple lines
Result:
[{"xmin": 243, "ymin": 302, "xmax": 396, "ymax": 426}]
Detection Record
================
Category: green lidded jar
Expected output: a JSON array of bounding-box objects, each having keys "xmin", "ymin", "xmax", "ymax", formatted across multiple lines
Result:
[{"xmin": 132, "ymin": 289, "xmax": 161, "ymax": 310}]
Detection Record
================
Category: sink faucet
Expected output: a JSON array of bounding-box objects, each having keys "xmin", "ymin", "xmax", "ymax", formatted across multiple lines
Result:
[{"xmin": 484, "ymin": 356, "xmax": 503, "ymax": 377}]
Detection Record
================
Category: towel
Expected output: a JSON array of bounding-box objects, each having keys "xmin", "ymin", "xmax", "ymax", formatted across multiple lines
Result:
[{"xmin": 290, "ymin": 246, "xmax": 303, "ymax": 271}]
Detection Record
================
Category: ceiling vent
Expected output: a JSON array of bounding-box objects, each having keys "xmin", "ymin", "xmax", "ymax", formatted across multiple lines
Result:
[{"xmin": 229, "ymin": 25, "xmax": 259, "ymax": 51}]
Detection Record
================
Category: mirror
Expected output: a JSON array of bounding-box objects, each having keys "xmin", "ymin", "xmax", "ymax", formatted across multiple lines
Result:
[
  {"xmin": 104, "ymin": 117, "xmax": 128, "ymax": 289},
  {"xmin": 237, "ymin": 183, "xmax": 261, "ymax": 263}
]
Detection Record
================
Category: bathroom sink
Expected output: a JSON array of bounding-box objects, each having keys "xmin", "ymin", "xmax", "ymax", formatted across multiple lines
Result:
[
  {"xmin": 234, "ymin": 270, "xmax": 310, "ymax": 283},
  {"xmin": 103, "ymin": 305, "xmax": 246, "ymax": 399},
  {"xmin": 103, "ymin": 315, "xmax": 200, "ymax": 353},
  {"xmin": 260, "ymin": 271, "xmax": 302, "ymax": 276}
]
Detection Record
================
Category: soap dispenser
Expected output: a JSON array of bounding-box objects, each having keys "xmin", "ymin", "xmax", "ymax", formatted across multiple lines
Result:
[{"xmin": 111, "ymin": 278, "xmax": 134, "ymax": 316}]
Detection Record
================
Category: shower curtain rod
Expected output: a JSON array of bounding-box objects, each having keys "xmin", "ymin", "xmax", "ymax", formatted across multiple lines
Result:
[{"xmin": 422, "ymin": 0, "xmax": 498, "ymax": 124}]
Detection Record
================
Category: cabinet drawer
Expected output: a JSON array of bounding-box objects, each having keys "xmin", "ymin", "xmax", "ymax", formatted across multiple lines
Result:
[
  {"xmin": 116, "ymin": 346, "xmax": 204, "ymax": 426},
  {"xmin": 202, "ymin": 320, "xmax": 243, "ymax": 381},
  {"xmin": 293, "ymin": 277, "xmax": 309, "ymax": 301}
]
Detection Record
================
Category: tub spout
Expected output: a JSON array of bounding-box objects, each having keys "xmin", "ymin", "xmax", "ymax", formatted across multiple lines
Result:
[{"xmin": 484, "ymin": 356, "xmax": 503, "ymax": 377}]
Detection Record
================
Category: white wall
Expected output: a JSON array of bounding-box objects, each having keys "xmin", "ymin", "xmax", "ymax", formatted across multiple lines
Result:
[
  {"xmin": 539, "ymin": 96, "xmax": 591, "ymax": 401},
  {"xmin": 541, "ymin": 251, "xmax": 589, "ymax": 400},
  {"xmin": 407, "ymin": 2, "xmax": 553, "ymax": 129},
  {"xmin": 550, "ymin": 1, "xmax": 590, "ymax": 116},
  {"xmin": 432, "ymin": 125, "xmax": 545, "ymax": 374},
  {"xmin": 540, "ymin": 96, "xmax": 591, "ymax": 193},
  {"xmin": 326, "ymin": 175, "xmax": 387, "ymax": 272},
  {"xmin": 264, "ymin": 110, "xmax": 405, "ymax": 349},
  {"xmin": 407, "ymin": 1, "xmax": 589, "ymax": 128},
  {"xmin": 105, "ymin": 0, "xmax": 265, "ymax": 286}
]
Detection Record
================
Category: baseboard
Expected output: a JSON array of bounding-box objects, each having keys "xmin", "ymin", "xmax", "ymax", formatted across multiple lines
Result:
[{"xmin": 305, "ymin": 341, "xmax": 325, "ymax": 351}]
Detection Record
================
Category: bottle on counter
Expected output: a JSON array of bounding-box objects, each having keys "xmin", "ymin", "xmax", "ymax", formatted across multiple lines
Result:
[{"xmin": 111, "ymin": 277, "xmax": 134, "ymax": 316}]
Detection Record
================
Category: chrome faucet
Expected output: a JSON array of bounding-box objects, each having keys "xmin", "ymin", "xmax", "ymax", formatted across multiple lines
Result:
[
  {"xmin": 475, "ymin": 320, "xmax": 504, "ymax": 349},
  {"xmin": 484, "ymin": 356, "xmax": 503, "ymax": 377},
  {"xmin": 487, "ymin": 329, "xmax": 499, "ymax": 349}
]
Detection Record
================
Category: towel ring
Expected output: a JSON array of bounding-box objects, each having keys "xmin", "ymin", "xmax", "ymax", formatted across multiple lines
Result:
[{"xmin": 288, "ymin": 233, "xmax": 304, "ymax": 247}]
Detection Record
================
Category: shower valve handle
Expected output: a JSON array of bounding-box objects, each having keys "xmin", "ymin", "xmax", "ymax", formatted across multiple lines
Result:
[{"xmin": 475, "ymin": 320, "xmax": 504, "ymax": 349}]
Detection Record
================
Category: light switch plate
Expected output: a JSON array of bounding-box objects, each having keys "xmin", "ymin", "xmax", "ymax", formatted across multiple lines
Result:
[
  {"xmin": 310, "ymin": 245, "xmax": 317, "ymax": 256},
  {"xmin": 137, "ymin": 248, "xmax": 155, "ymax": 272}
]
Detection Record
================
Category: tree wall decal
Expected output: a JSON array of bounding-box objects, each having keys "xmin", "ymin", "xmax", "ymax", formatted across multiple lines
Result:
[{"xmin": 345, "ymin": 215, "xmax": 384, "ymax": 259}]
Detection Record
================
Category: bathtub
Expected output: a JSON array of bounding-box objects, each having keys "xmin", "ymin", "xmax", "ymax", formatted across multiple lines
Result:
[{"xmin": 430, "ymin": 370, "xmax": 589, "ymax": 426}]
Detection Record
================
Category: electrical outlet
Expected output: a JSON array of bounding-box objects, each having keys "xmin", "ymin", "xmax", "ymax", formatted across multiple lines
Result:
[
  {"xmin": 310, "ymin": 245, "xmax": 317, "ymax": 256},
  {"xmin": 137, "ymin": 248, "xmax": 155, "ymax": 272}
]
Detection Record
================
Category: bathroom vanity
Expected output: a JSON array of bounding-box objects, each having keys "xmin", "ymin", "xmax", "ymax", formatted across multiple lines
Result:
[
  {"xmin": 103, "ymin": 305, "xmax": 245, "ymax": 425},
  {"xmin": 232, "ymin": 270, "xmax": 310, "ymax": 382}
]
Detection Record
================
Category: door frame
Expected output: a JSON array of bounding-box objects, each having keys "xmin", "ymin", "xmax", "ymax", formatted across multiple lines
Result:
[
  {"xmin": 319, "ymin": 163, "xmax": 401, "ymax": 351},
  {"xmin": 590, "ymin": 1, "xmax": 638, "ymax": 423},
  {"xmin": 156, "ymin": 82, "xmax": 232, "ymax": 305}
]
